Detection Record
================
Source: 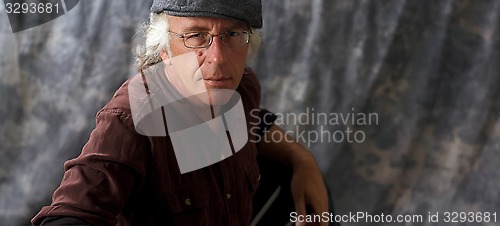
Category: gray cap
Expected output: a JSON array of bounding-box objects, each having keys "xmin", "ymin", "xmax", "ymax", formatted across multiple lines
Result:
[{"xmin": 151, "ymin": 0, "xmax": 263, "ymax": 28}]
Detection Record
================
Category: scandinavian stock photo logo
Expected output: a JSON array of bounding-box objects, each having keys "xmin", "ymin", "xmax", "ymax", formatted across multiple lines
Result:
[
  {"xmin": 128, "ymin": 52, "xmax": 248, "ymax": 174},
  {"xmin": 249, "ymin": 107, "xmax": 379, "ymax": 147}
]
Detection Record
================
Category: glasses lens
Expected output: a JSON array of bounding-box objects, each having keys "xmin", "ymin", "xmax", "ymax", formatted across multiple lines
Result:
[
  {"xmin": 181, "ymin": 31, "xmax": 250, "ymax": 48},
  {"xmin": 222, "ymin": 31, "xmax": 250, "ymax": 47},
  {"xmin": 184, "ymin": 32, "xmax": 211, "ymax": 48}
]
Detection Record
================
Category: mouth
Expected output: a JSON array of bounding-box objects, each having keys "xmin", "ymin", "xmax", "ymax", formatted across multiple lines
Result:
[{"xmin": 203, "ymin": 77, "xmax": 233, "ymax": 88}]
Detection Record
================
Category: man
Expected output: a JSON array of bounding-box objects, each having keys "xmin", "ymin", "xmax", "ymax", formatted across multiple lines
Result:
[{"xmin": 32, "ymin": 0, "xmax": 329, "ymax": 225}]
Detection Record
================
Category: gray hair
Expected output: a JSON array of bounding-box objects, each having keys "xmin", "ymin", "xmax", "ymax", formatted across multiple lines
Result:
[{"xmin": 135, "ymin": 13, "xmax": 262, "ymax": 71}]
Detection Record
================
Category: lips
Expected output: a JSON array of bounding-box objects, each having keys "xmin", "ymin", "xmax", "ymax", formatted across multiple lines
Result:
[{"xmin": 203, "ymin": 77, "xmax": 233, "ymax": 88}]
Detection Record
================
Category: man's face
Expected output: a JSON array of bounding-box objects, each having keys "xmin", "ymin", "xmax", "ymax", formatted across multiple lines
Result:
[{"xmin": 163, "ymin": 16, "xmax": 249, "ymax": 103}]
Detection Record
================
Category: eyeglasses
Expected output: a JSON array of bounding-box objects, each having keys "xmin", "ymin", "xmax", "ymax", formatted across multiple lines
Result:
[{"xmin": 169, "ymin": 30, "xmax": 252, "ymax": 49}]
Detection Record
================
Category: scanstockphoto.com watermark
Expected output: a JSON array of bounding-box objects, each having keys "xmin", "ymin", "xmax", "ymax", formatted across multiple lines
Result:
[
  {"xmin": 249, "ymin": 107, "xmax": 379, "ymax": 147},
  {"xmin": 289, "ymin": 211, "xmax": 498, "ymax": 224}
]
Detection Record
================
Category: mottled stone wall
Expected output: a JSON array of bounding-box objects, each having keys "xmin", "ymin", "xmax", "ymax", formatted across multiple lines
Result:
[
  {"xmin": 0, "ymin": 1, "xmax": 152, "ymax": 225},
  {"xmin": 253, "ymin": 0, "xmax": 500, "ymax": 225},
  {"xmin": 1, "ymin": 0, "xmax": 499, "ymax": 225}
]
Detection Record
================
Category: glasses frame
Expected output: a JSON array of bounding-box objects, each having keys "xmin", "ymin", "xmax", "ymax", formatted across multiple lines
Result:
[{"xmin": 168, "ymin": 30, "xmax": 252, "ymax": 49}]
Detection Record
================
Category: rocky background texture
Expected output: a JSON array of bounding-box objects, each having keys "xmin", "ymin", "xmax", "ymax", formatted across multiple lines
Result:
[{"xmin": 1, "ymin": 0, "xmax": 499, "ymax": 225}]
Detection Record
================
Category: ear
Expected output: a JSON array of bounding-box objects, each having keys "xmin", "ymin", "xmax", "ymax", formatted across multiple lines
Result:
[{"xmin": 160, "ymin": 50, "xmax": 172, "ymax": 65}]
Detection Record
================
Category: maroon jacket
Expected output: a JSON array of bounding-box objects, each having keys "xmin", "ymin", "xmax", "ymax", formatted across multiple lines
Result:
[{"xmin": 32, "ymin": 68, "xmax": 264, "ymax": 226}]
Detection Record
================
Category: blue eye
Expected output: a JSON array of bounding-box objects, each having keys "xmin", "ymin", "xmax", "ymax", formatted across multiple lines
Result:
[
  {"xmin": 186, "ymin": 33, "xmax": 204, "ymax": 39},
  {"xmin": 226, "ymin": 31, "xmax": 241, "ymax": 37}
]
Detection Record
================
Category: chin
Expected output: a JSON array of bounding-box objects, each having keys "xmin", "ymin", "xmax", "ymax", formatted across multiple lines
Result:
[{"xmin": 207, "ymin": 89, "xmax": 236, "ymax": 106}]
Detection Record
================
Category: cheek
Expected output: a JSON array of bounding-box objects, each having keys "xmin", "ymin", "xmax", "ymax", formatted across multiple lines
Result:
[
  {"xmin": 230, "ymin": 48, "xmax": 249, "ymax": 69},
  {"xmin": 170, "ymin": 41, "xmax": 189, "ymax": 56},
  {"xmin": 234, "ymin": 52, "xmax": 248, "ymax": 74},
  {"xmin": 239, "ymin": 47, "xmax": 250, "ymax": 63}
]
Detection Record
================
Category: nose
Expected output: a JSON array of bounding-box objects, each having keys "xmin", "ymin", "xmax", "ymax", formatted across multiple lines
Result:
[{"xmin": 204, "ymin": 35, "xmax": 225, "ymax": 64}]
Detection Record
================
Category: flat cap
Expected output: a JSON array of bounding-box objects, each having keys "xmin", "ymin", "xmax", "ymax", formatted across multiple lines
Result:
[{"xmin": 151, "ymin": 0, "xmax": 263, "ymax": 28}]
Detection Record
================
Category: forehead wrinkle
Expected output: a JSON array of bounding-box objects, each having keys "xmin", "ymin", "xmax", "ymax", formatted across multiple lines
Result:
[
  {"xmin": 183, "ymin": 25, "xmax": 211, "ymax": 33},
  {"xmin": 177, "ymin": 19, "xmax": 249, "ymax": 33}
]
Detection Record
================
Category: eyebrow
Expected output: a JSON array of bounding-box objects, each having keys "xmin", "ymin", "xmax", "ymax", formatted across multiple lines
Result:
[{"xmin": 182, "ymin": 26, "xmax": 210, "ymax": 33}]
